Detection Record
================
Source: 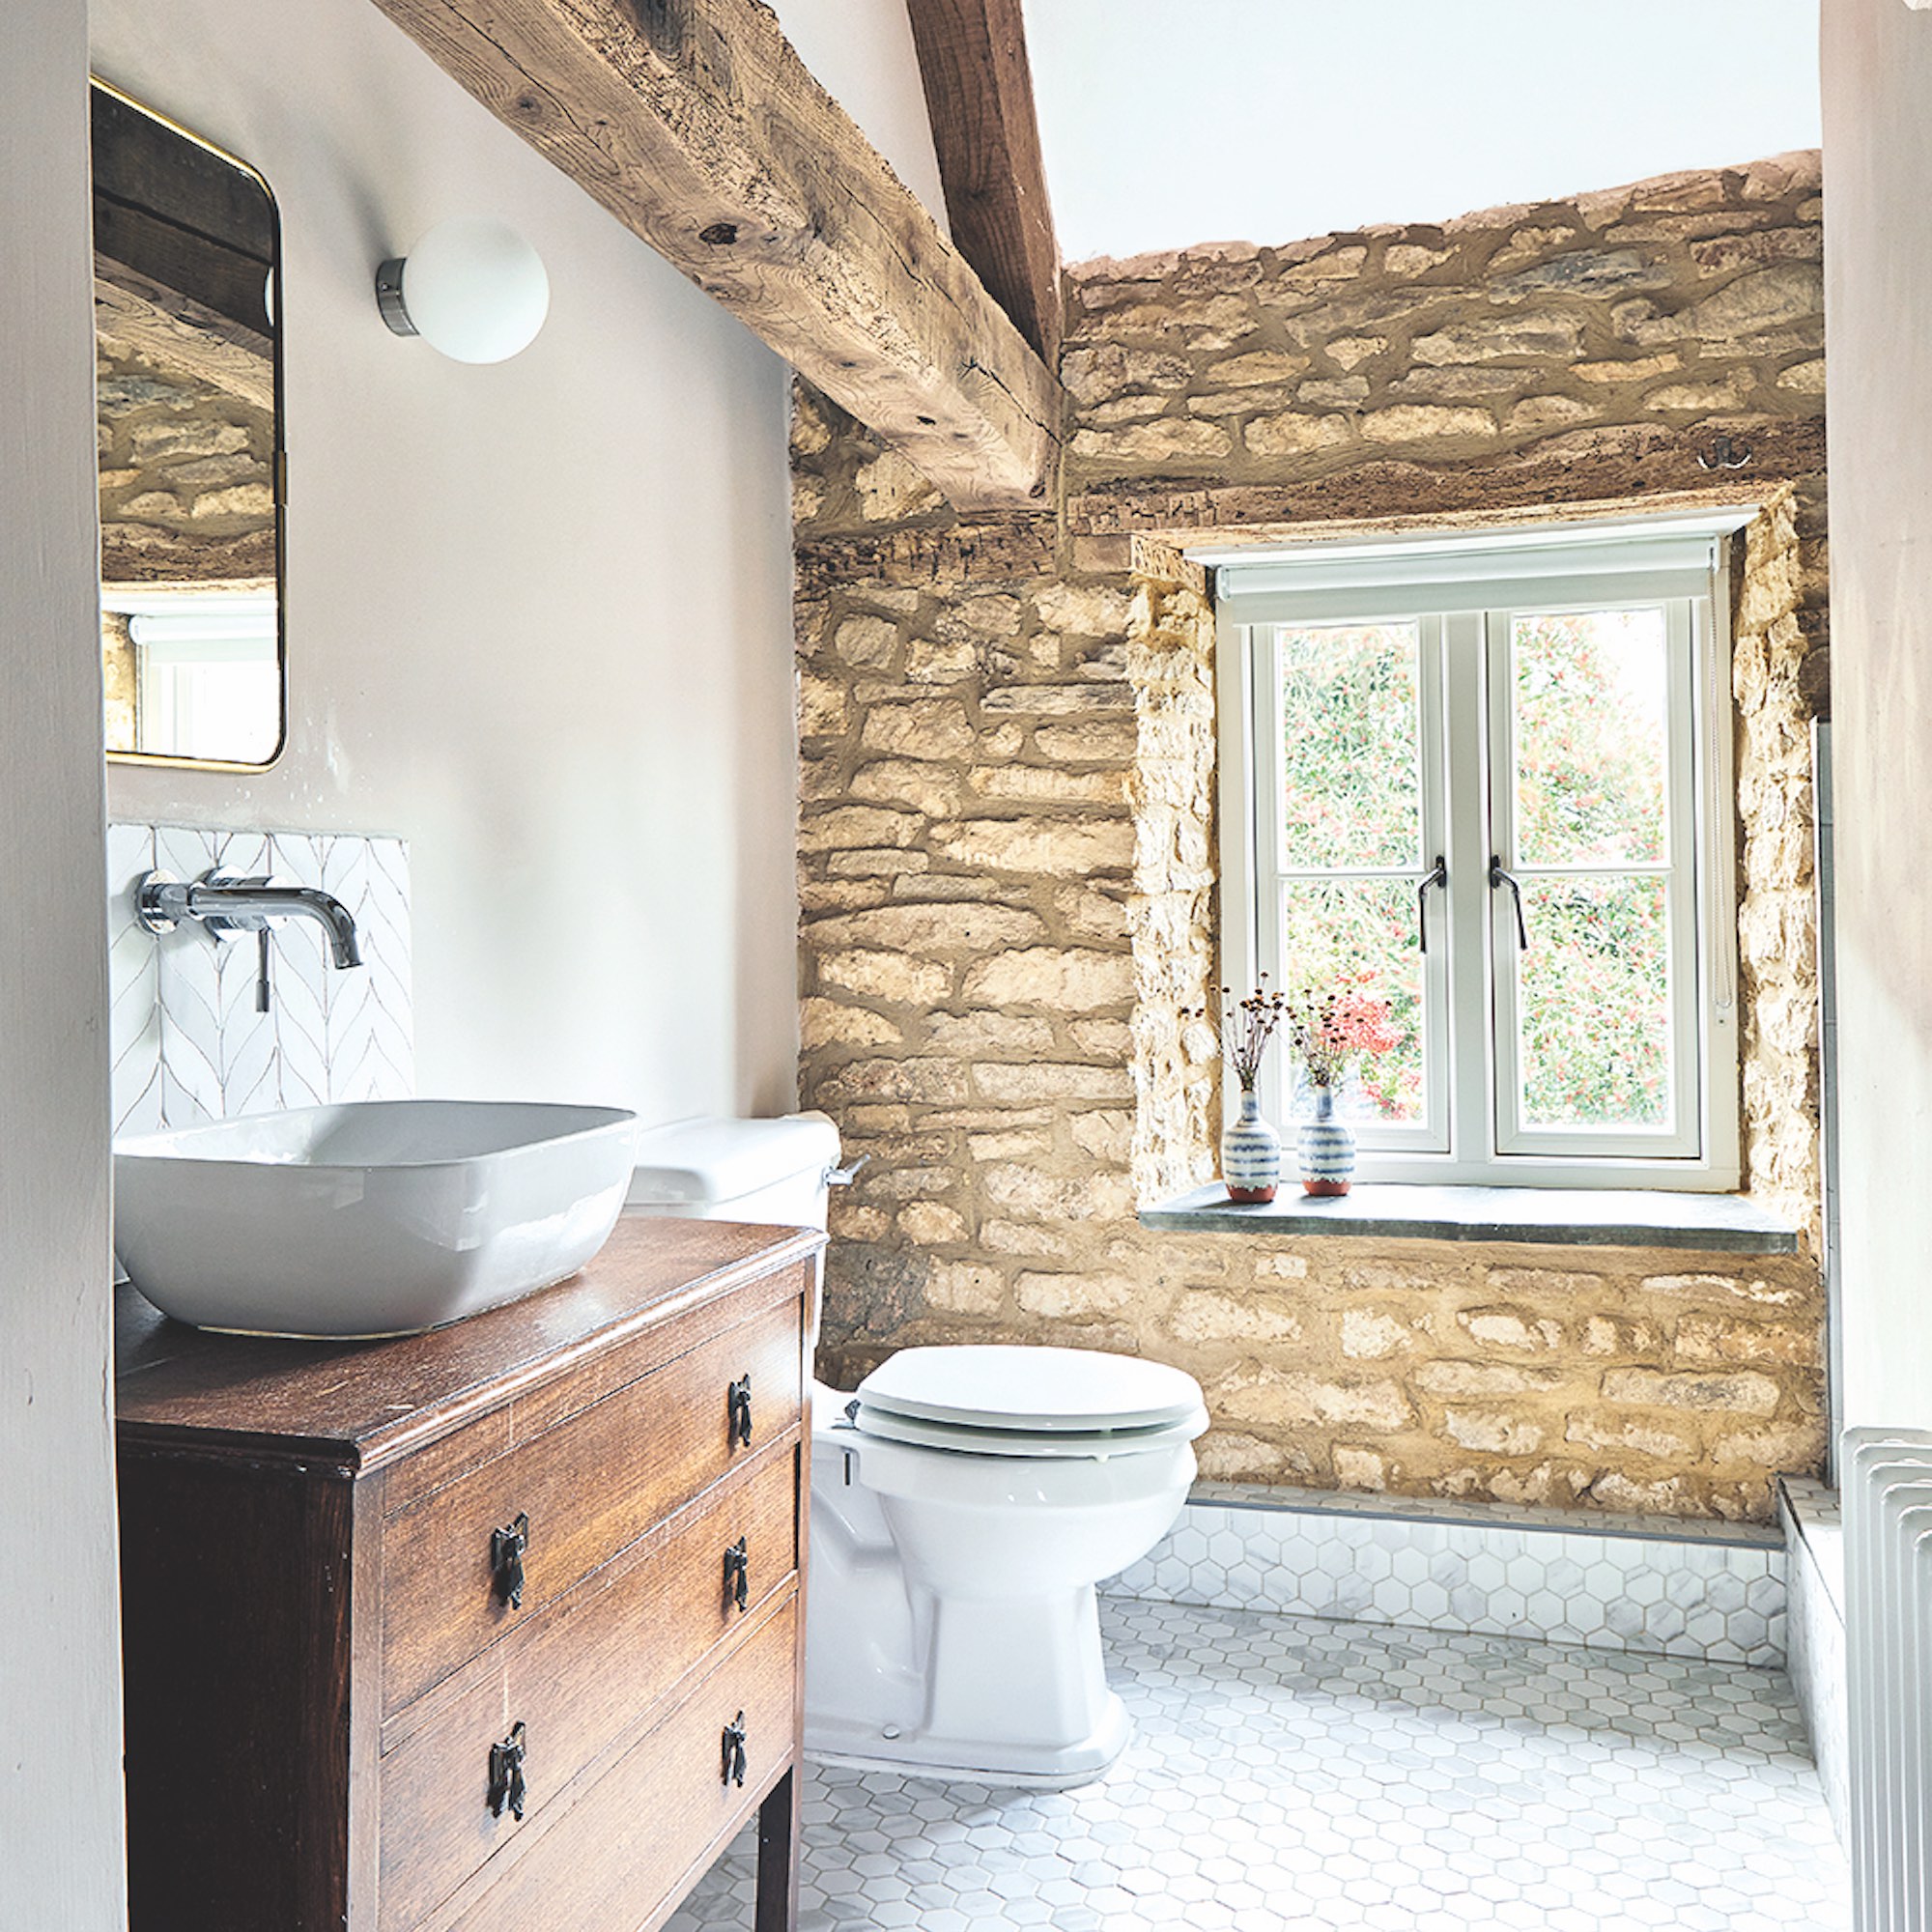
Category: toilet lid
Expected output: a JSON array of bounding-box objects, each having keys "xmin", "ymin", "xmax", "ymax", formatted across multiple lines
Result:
[
  {"xmin": 846, "ymin": 1401, "xmax": 1206, "ymax": 1460},
  {"xmin": 855, "ymin": 1345, "xmax": 1207, "ymax": 1435}
]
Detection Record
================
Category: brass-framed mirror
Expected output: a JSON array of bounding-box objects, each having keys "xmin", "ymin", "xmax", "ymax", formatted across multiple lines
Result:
[{"xmin": 92, "ymin": 77, "xmax": 287, "ymax": 768}]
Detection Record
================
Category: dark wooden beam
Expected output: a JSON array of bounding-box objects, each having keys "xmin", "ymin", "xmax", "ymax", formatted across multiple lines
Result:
[
  {"xmin": 366, "ymin": 0, "xmax": 1059, "ymax": 511},
  {"xmin": 91, "ymin": 86, "xmax": 275, "ymax": 340},
  {"xmin": 905, "ymin": 0, "xmax": 1061, "ymax": 369}
]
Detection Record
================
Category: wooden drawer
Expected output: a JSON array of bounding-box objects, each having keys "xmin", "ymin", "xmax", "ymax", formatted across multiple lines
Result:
[
  {"xmin": 419, "ymin": 1596, "xmax": 799, "ymax": 1932},
  {"xmin": 377, "ymin": 1442, "xmax": 800, "ymax": 1930},
  {"xmin": 382, "ymin": 1295, "xmax": 802, "ymax": 1714}
]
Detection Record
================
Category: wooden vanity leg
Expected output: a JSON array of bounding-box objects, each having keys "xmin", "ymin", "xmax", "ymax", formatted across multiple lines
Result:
[{"xmin": 753, "ymin": 1767, "xmax": 801, "ymax": 1932}]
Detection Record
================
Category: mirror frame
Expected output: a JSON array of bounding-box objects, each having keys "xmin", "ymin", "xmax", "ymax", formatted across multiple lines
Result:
[{"xmin": 94, "ymin": 74, "xmax": 289, "ymax": 772}]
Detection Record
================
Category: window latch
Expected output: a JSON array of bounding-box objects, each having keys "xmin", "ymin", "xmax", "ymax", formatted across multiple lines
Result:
[
  {"xmin": 1416, "ymin": 855, "xmax": 1446, "ymax": 953},
  {"xmin": 1489, "ymin": 856, "xmax": 1530, "ymax": 951}
]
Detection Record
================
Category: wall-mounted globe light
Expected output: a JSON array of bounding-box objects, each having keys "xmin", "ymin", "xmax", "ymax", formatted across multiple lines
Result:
[{"xmin": 375, "ymin": 215, "xmax": 550, "ymax": 364}]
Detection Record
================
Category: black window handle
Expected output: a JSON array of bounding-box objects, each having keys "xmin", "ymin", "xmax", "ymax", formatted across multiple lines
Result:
[
  {"xmin": 1416, "ymin": 855, "xmax": 1446, "ymax": 953},
  {"xmin": 1489, "ymin": 855, "xmax": 1530, "ymax": 951}
]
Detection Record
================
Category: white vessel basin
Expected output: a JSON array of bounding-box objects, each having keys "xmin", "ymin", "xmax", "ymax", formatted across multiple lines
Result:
[{"xmin": 115, "ymin": 1100, "xmax": 639, "ymax": 1339}]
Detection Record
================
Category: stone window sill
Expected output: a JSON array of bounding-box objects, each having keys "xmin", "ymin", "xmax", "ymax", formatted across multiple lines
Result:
[{"xmin": 1138, "ymin": 1181, "xmax": 1800, "ymax": 1255}]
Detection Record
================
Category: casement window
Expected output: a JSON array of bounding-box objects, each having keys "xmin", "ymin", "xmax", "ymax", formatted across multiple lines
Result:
[{"xmin": 1209, "ymin": 513, "xmax": 1747, "ymax": 1189}]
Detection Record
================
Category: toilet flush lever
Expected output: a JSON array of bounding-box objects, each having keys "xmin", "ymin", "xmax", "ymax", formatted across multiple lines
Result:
[{"xmin": 826, "ymin": 1154, "xmax": 869, "ymax": 1187}]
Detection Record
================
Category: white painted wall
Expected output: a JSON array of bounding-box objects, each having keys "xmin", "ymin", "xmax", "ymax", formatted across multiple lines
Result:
[
  {"xmin": 776, "ymin": 0, "xmax": 949, "ymax": 231},
  {"xmin": 1822, "ymin": 0, "xmax": 1932, "ymax": 1430},
  {"xmin": 97, "ymin": 0, "xmax": 828, "ymax": 1127},
  {"xmin": 1028, "ymin": 0, "xmax": 1821, "ymax": 259},
  {"xmin": 0, "ymin": 0, "xmax": 124, "ymax": 1919}
]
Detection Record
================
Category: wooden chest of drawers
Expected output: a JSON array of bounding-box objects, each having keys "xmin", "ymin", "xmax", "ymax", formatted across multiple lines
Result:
[{"xmin": 114, "ymin": 1215, "xmax": 820, "ymax": 1932}]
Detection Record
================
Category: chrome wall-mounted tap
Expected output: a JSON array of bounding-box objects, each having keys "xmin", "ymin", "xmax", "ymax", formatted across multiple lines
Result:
[{"xmin": 135, "ymin": 867, "xmax": 363, "ymax": 1011}]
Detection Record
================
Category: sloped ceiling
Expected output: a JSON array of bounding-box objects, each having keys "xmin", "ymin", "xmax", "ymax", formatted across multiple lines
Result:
[{"xmin": 1025, "ymin": 0, "xmax": 1822, "ymax": 262}]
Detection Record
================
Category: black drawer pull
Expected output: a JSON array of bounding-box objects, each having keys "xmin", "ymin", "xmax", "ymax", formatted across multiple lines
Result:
[
  {"xmin": 724, "ymin": 1537, "xmax": 750, "ymax": 1614},
  {"xmin": 726, "ymin": 1375, "xmax": 753, "ymax": 1449},
  {"xmin": 488, "ymin": 1721, "xmax": 528, "ymax": 1821},
  {"xmin": 722, "ymin": 1711, "xmax": 748, "ymax": 1788},
  {"xmin": 491, "ymin": 1512, "xmax": 529, "ymax": 1608}
]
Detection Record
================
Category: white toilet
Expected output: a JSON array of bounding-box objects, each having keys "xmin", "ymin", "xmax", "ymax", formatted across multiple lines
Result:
[{"xmin": 626, "ymin": 1115, "xmax": 1207, "ymax": 1788}]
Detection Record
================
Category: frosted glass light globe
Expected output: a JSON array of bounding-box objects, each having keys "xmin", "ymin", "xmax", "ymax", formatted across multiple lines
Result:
[{"xmin": 384, "ymin": 215, "xmax": 549, "ymax": 364}]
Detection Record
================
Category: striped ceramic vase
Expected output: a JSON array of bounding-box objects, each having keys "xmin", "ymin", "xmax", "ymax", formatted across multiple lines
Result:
[
  {"xmin": 1297, "ymin": 1083, "xmax": 1356, "ymax": 1196},
  {"xmin": 1222, "ymin": 1088, "xmax": 1282, "ymax": 1204}
]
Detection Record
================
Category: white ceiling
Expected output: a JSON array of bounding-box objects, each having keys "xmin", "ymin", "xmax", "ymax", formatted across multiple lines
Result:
[{"xmin": 1023, "ymin": 0, "xmax": 1822, "ymax": 264}]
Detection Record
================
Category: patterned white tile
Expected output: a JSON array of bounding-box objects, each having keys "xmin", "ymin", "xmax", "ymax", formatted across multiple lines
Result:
[
  {"xmin": 666, "ymin": 1597, "xmax": 1847, "ymax": 1932},
  {"xmin": 108, "ymin": 821, "xmax": 413, "ymax": 1135},
  {"xmin": 1108, "ymin": 1491, "xmax": 1788, "ymax": 1669}
]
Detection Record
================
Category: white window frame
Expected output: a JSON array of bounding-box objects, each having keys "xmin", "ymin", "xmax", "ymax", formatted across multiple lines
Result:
[{"xmin": 1208, "ymin": 512, "xmax": 1747, "ymax": 1192}]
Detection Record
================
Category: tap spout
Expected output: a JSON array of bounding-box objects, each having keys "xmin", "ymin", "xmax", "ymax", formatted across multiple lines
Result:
[{"xmin": 136, "ymin": 870, "xmax": 364, "ymax": 969}]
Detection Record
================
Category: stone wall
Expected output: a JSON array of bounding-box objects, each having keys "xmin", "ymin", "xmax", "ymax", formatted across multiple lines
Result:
[
  {"xmin": 792, "ymin": 155, "xmax": 1829, "ymax": 1522},
  {"xmin": 96, "ymin": 333, "xmax": 276, "ymax": 585}
]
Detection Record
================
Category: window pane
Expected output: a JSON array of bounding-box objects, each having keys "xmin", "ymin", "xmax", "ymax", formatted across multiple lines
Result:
[
  {"xmin": 1515, "ymin": 875, "xmax": 1671, "ymax": 1130},
  {"xmin": 1512, "ymin": 608, "xmax": 1667, "ymax": 867},
  {"xmin": 1278, "ymin": 623, "xmax": 1422, "ymax": 870},
  {"xmin": 1280, "ymin": 878, "xmax": 1426, "ymax": 1126}
]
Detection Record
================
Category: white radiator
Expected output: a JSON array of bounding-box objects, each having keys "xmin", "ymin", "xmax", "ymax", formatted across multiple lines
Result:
[{"xmin": 1847, "ymin": 1428, "xmax": 1932, "ymax": 1930}]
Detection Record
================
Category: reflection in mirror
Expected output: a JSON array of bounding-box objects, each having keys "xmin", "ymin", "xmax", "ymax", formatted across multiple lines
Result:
[{"xmin": 92, "ymin": 80, "xmax": 285, "ymax": 766}]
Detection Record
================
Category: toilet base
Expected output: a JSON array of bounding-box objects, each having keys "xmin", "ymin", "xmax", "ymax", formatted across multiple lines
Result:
[{"xmin": 806, "ymin": 1689, "xmax": 1134, "ymax": 1790}]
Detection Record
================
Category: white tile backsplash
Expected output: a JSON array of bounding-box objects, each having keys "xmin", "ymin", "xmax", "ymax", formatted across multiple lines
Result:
[
  {"xmin": 108, "ymin": 822, "xmax": 413, "ymax": 1134},
  {"xmin": 1108, "ymin": 1483, "xmax": 1789, "ymax": 1668}
]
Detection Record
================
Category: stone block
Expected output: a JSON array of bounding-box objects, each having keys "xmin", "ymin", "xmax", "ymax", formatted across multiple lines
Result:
[
  {"xmin": 1243, "ymin": 412, "xmax": 1353, "ymax": 458},
  {"xmin": 961, "ymin": 947, "xmax": 1135, "ymax": 1010},
  {"xmin": 926, "ymin": 1259, "xmax": 1006, "ymax": 1314},
  {"xmin": 973, "ymin": 1062, "xmax": 1133, "ymax": 1103},
  {"xmin": 1255, "ymin": 1253, "xmax": 1311, "ymax": 1281},
  {"xmin": 1172, "ymin": 1291, "xmax": 1302, "ymax": 1345},
  {"xmin": 1360, "ymin": 404, "xmax": 1496, "ymax": 443},
  {"xmin": 1035, "ymin": 721, "xmax": 1139, "ymax": 763},
  {"xmin": 1599, "ymin": 1368, "xmax": 1783, "ymax": 1415},
  {"xmin": 859, "ymin": 701, "xmax": 977, "ymax": 761},
  {"xmin": 1459, "ymin": 1309, "xmax": 1563, "ymax": 1351},
  {"xmin": 924, "ymin": 1011, "xmax": 1056, "ymax": 1054},
  {"xmin": 1069, "ymin": 419, "xmax": 1235, "ymax": 465},
  {"xmin": 1410, "ymin": 315, "xmax": 1585, "ymax": 363},
  {"xmin": 813, "ymin": 1057, "xmax": 968, "ymax": 1106},
  {"xmin": 1204, "ymin": 350, "xmax": 1311, "ymax": 388},
  {"xmin": 816, "ymin": 949, "xmax": 951, "ymax": 1005},
  {"xmin": 798, "ymin": 806, "xmax": 923, "ymax": 852},
  {"xmin": 1014, "ymin": 1271, "xmax": 1137, "ymax": 1319},
  {"xmin": 1413, "ymin": 1361, "xmax": 1563, "ymax": 1396},
  {"xmin": 983, "ymin": 1164, "xmax": 1134, "ymax": 1223},
  {"xmin": 933, "ymin": 816, "xmax": 1134, "ymax": 876},
  {"xmin": 800, "ymin": 998, "xmax": 899, "ymax": 1050},
  {"xmin": 1341, "ymin": 1310, "xmax": 1410, "ymax": 1359},
  {"xmin": 1332, "ymin": 1446, "xmax": 1388, "ymax": 1490},
  {"xmin": 850, "ymin": 760, "xmax": 964, "ymax": 819},
  {"xmin": 806, "ymin": 901, "xmax": 1045, "ymax": 955},
  {"xmin": 897, "ymin": 1201, "xmax": 969, "ymax": 1245},
  {"xmin": 1443, "ymin": 1409, "xmax": 1547, "ymax": 1455},
  {"xmin": 1686, "ymin": 263, "xmax": 1825, "ymax": 340}
]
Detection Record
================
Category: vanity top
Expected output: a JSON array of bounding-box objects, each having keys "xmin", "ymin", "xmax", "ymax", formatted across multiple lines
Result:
[{"xmin": 114, "ymin": 1215, "xmax": 822, "ymax": 1472}]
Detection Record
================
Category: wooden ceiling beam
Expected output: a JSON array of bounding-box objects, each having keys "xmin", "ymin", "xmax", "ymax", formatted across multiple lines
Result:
[
  {"xmin": 905, "ymin": 0, "xmax": 1061, "ymax": 368},
  {"xmin": 367, "ymin": 0, "xmax": 1059, "ymax": 510}
]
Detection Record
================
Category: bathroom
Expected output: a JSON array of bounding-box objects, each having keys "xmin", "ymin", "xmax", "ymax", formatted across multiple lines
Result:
[{"xmin": 8, "ymin": 0, "xmax": 1930, "ymax": 1925}]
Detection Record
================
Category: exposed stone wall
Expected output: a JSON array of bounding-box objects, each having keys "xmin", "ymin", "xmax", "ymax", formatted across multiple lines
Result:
[
  {"xmin": 793, "ymin": 155, "xmax": 1829, "ymax": 1522},
  {"xmin": 96, "ymin": 335, "xmax": 275, "ymax": 585}
]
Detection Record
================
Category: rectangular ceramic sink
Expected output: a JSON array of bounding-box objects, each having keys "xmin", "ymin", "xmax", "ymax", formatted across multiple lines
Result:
[{"xmin": 114, "ymin": 1100, "xmax": 639, "ymax": 1339}]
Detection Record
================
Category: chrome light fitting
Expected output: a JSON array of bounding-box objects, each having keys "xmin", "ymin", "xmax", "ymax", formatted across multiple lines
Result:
[{"xmin": 376, "ymin": 214, "xmax": 549, "ymax": 364}]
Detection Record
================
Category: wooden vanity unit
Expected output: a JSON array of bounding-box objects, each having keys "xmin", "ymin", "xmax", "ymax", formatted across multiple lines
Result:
[{"xmin": 114, "ymin": 1215, "xmax": 821, "ymax": 1932}]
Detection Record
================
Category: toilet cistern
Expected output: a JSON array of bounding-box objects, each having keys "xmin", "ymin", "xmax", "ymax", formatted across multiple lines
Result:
[{"xmin": 135, "ymin": 867, "xmax": 362, "ymax": 1011}]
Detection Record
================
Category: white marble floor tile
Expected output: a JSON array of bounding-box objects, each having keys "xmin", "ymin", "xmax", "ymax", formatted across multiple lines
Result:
[{"xmin": 665, "ymin": 1597, "xmax": 1848, "ymax": 1931}]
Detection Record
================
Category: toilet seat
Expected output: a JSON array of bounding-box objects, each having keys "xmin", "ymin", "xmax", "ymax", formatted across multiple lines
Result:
[
  {"xmin": 851, "ymin": 1344, "xmax": 1209, "ymax": 1459},
  {"xmin": 844, "ymin": 1403, "xmax": 1204, "ymax": 1459}
]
